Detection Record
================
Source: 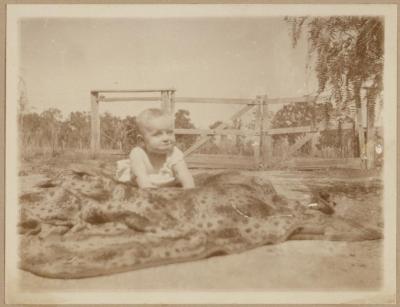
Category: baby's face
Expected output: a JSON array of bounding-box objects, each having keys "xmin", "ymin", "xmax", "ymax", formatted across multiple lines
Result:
[{"xmin": 141, "ymin": 116, "xmax": 175, "ymax": 154}]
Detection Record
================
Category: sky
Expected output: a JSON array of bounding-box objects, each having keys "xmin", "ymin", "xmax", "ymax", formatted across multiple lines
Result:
[{"xmin": 19, "ymin": 17, "xmax": 316, "ymax": 128}]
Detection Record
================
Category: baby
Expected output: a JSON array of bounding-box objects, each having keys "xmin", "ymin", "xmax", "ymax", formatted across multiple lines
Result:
[{"xmin": 116, "ymin": 108, "xmax": 195, "ymax": 189}]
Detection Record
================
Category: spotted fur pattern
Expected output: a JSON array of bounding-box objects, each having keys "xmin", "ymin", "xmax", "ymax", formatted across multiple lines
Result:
[{"xmin": 18, "ymin": 167, "xmax": 382, "ymax": 279}]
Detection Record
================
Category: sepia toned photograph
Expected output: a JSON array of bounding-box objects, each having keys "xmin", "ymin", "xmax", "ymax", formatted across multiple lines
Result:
[{"xmin": 5, "ymin": 4, "xmax": 397, "ymax": 304}]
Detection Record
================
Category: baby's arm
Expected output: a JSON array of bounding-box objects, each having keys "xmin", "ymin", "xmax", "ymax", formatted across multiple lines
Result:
[
  {"xmin": 129, "ymin": 150, "xmax": 156, "ymax": 189},
  {"xmin": 173, "ymin": 160, "xmax": 195, "ymax": 188}
]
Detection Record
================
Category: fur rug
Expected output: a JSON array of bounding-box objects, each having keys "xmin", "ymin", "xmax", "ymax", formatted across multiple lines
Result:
[{"xmin": 18, "ymin": 166, "xmax": 382, "ymax": 279}]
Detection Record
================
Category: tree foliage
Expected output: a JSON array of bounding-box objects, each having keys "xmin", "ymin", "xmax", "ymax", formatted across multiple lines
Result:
[
  {"xmin": 285, "ymin": 16, "xmax": 383, "ymax": 117},
  {"xmin": 174, "ymin": 109, "xmax": 197, "ymax": 150},
  {"xmin": 20, "ymin": 108, "xmax": 200, "ymax": 155}
]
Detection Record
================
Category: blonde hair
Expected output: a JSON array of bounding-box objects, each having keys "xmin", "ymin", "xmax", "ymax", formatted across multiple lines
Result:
[{"xmin": 136, "ymin": 108, "xmax": 169, "ymax": 134}]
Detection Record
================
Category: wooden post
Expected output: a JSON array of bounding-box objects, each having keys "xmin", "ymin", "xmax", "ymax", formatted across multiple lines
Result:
[
  {"xmin": 170, "ymin": 90, "xmax": 176, "ymax": 128},
  {"xmin": 161, "ymin": 90, "xmax": 171, "ymax": 114},
  {"xmin": 262, "ymin": 95, "xmax": 272, "ymax": 168},
  {"xmin": 357, "ymin": 100, "xmax": 366, "ymax": 168},
  {"xmin": 366, "ymin": 88, "xmax": 376, "ymax": 169},
  {"xmin": 253, "ymin": 96, "xmax": 262, "ymax": 168},
  {"xmin": 309, "ymin": 95, "xmax": 319, "ymax": 157},
  {"xmin": 169, "ymin": 90, "xmax": 175, "ymax": 116},
  {"xmin": 90, "ymin": 91, "xmax": 100, "ymax": 158}
]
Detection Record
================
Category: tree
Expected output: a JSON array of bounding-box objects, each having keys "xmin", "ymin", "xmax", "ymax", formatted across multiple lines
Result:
[
  {"xmin": 272, "ymin": 101, "xmax": 355, "ymax": 157},
  {"xmin": 286, "ymin": 16, "xmax": 383, "ymax": 116},
  {"xmin": 18, "ymin": 76, "xmax": 29, "ymax": 151},
  {"xmin": 121, "ymin": 116, "xmax": 138, "ymax": 153},
  {"xmin": 21, "ymin": 112, "xmax": 41, "ymax": 146},
  {"xmin": 68, "ymin": 111, "xmax": 90, "ymax": 149},
  {"xmin": 39, "ymin": 108, "xmax": 63, "ymax": 154},
  {"xmin": 285, "ymin": 16, "xmax": 383, "ymax": 157},
  {"xmin": 174, "ymin": 109, "xmax": 196, "ymax": 151}
]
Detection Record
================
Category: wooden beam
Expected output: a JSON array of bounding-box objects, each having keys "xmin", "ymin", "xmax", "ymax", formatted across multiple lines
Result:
[
  {"xmin": 99, "ymin": 97, "xmax": 161, "ymax": 102},
  {"xmin": 90, "ymin": 92, "xmax": 100, "ymax": 157},
  {"xmin": 262, "ymin": 95, "xmax": 272, "ymax": 168},
  {"xmin": 161, "ymin": 90, "xmax": 171, "ymax": 114},
  {"xmin": 186, "ymin": 154, "xmax": 256, "ymax": 169},
  {"xmin": 264, "ymin": 96, "xmax": 315, "ymax": 105},
  {"xmin": 286, "ymin": 133, "xmax": 315, "ymax": 159},
  {"xmin": 366, "ymin": 90, "xmax": 376, "ymax": 169},
  {"xmin": 176, "ymin": 96, "xmax": 315, "ymax": 105},
  {"xmin": 94, "ymin": 89, "xmax": 175, "ymax": 93},
  {"xmin": 356, "ymin": 104, "xmax": 366, "ymax": 168},
  {"xmin": 283, "ymin": 157, "xmax": 363, "ymax": 169},
  {"xmin": 187, "ymin": 153, "xmax": 255, "ymax": 163},
  {"xmin": 170, "ymin": 90, "xmax": 176, "ymax": 118},
  {"xmin": 175, "ymin": 97, "xmax": 258, "ymax": 105},
  {"xmin": 254, "ymin": 99, "xmax": 262, "ymax": 166},
  {"xmin": 267, "ymin": 122, "xmax": 354, "ymax": 135},
  {"xmin": 310, "ymin": 132, "xmax": 320, "ymax": 157},
  {"xmin": 174, "ymin": 128, "xmax": 259, "ymax": 136},
  {"xmin": 268, "ymin": 126, "xmax": 314, "ymax": 135},
  {"xmin": 309, "ymin": 95, "xmax": 318, "ymax": 157},
  {"xmin": 183, "ymin": 104, "xmax": 255, "ymax": 156},
  {"xmin": 187, "ymin": 162, "xmax": 256, "ymax": 170}
]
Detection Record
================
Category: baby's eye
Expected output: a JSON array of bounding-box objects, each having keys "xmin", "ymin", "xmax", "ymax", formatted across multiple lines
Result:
[{"xmin": 166, "ymin": 130, "xmax": 174, "ymax": 135}]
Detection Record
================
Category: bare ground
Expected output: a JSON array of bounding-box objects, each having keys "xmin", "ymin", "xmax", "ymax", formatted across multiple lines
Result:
[{"xmin": 16, "ymin": 156, "xmax": 384, "ymax": 291}]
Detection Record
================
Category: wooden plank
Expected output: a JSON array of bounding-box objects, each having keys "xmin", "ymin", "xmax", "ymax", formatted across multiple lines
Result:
[
  {"xmin": 254, "ymin": 100, "xmax": 262, "ymax": 166},
  {"xmin": 90, "ymin": 92, "xmax": 100, "ymax": 157},
  {"xmin": 183, "ymin": 104, "xmax": 255, "ymax": 156},
  {"xmin": 310, "ymin": 132, "xmax": 320, "ymax": 156},
  {"xmin": 186, "ymin": 161, "xmax": 255, "ymax": 168},
  {"xmin": 175, "ymin": 97, "xmax": 258, "ymax": 105},
  {"xmin": 278, "ymin": 121, "xmax": 355, "ymax": 160},
  {"xmin": 94, "ymin": 89, "xmax": 174, "ymax": 93},
  {"xmin": 99, "ymin": 97, "xmax": 161, "ymax": 102},
  {"xmin": 161, "ymin": 90, "xmax": 171, "ymax": 114},
  {"xmin": 365, "ymin": 89, "xmax": 376, "ymax": 169},
  {"xmin": 356, "ymin": 104, "xmax": 366, "ymax": 167},
  {"xmin": 186, "ymin": 157, "xmax": 254, "ymax": 164},
  {"xmin": 186, "ymin": 158, "xmax": 256, "ymax": 169},
  {"xmin": 283, "ymin": 120, "xmax": 333, "ymax": 157},
  {"xmin": 285, "ymin": 133, "xmax": 315, "ymax": 158},
  {"xmin": 174, "ymin": 128, "xmax": 259, "ymax": 136},
  {"xmin": 186, "ymin": 154, "xmax": 255, "ymax": 169},
  {"xmin": 285, "ymin": 158, "xmax": 362, "ymax": 169},
  {"xmin": 308, "ymin": 96, "xmax": 318, "ymax": 157},
  {"xmin": 262, "ymin": 96, "xmax": 272, "ymax": 168},
  {"xmin": 268, "ymin": 126, "xmax": 313, "ymax": 135},
  {"xmin": 187, "ymin": 162, "xmax": 256, "ymax": 170},
  {"xmin": 177, "ymin": 96, "xmax": 312, "ymax": 105},
  {"xmin": 265, "ymin": 96, "xmax": 315, "ymax": 105},
  {"xmin": 170, "ymin": 90, "xmax": 176, "ymax": 119},
  {"xmin": 266, "ymin": 122, "xmax": 354, "ymax": 135},
  {"xmin": 187, "ymin": 154, "xmax": 254, "ymax": 163}
]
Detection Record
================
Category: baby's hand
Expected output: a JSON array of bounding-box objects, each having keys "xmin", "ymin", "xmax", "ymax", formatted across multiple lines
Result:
[
  {"xmin": 136, "ymin": 176, "xmax": 157, "ymax": 189},
  {"xmin": 173, "ymin": 160, "xmax": 195, "ymax": 189}
]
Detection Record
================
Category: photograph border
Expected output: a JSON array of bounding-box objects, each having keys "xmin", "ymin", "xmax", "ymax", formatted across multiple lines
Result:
[{"xmin": 1, "ymin": 1, "xmax": 398, "ymax": 305}]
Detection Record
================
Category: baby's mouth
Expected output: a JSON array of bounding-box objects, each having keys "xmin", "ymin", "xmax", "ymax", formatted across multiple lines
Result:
[{"xmin": 160, "ymin": 142, "xmax": 173, "ymax": 149}]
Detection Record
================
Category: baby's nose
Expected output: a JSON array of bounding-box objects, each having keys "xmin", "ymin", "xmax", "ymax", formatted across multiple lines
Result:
[{"xmin": 162, "ymin": 133, "xmax": 172, "ymax": 141}]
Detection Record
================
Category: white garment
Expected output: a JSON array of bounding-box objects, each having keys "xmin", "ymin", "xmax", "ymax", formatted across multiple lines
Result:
[{"xmin": 115, "ymin": 146, "xmax": 184, "ymax": 186}]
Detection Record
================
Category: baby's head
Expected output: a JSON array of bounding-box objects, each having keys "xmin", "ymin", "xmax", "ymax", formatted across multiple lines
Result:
[{"xmin": 136, "ymin": 108, "xmax": 175, "ymax": 154}]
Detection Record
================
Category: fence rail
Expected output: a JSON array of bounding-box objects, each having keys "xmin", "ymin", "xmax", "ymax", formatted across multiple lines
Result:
[
  {"xmin": 175, "ymin": 97, "xmax": 258, "ymax": 105},
  {"xmin": 90, "ymin": 90, "xmax": 376, "ymax": 170}
]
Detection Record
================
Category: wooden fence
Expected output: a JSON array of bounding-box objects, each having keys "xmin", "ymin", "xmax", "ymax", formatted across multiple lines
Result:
[{"xmin": 90, "ymin": 89, "xmax": 377, "ymax": 170}]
